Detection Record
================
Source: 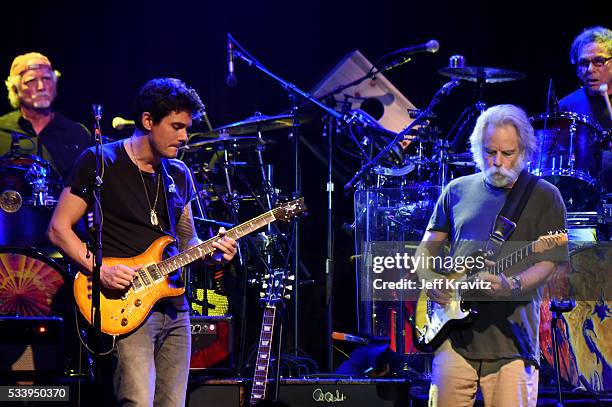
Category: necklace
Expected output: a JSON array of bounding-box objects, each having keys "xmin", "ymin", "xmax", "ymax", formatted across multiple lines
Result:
[{"xmin": 129, "ymin": 138, "xmax": 161, "ymax": 226}]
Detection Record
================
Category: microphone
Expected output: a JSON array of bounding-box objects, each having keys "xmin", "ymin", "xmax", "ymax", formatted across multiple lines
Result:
[
  {"xmin": 92, "ymin": 104, "xmax": 102, "ymax": 121},
  {"xmin": 112, "ymin": 117, "xmax": 135, "ymax": 130},
  {"xmin": 331, "ymin": 332, "xmax": 369, "ymax": 345},
  {"xmin": 392, "ymin": 39, "xmax": 440, "ymax": 56},
  {"xmin": 226, "ymin": 37, "xmax": 237, "ymax": 87}
]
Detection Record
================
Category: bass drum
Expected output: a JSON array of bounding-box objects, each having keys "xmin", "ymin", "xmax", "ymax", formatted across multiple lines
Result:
[
  {"xmin": 539, "ymin": 244, "xmax": 612, "ymax": 391},
  {"xmin": 529, "ymin": 112, "xmax": 604, "ymax": 212},
  {"xmin": 0, "ymin": 247, "xmax": 72, "ymax": 317},
  {"xmin": 0, "ymin": 248, "xmax": 88, "ymax": 376}
]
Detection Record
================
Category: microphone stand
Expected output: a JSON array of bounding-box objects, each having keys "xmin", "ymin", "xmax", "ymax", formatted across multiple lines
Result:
[
  {"xmin": 313, "ymin": 56, "xmax": 414, "ymax": 105},
  {"xmin": 228, "ymin": 33, "xmax": 344, "ymax": 357},
  {"xmin": 344, "ymin": 80, "xmax": 460, "ymax": 191},
  {"xmin": 90, "ymin": 104, "xmax": 104, "ymax": 384},
  {"xmin": 324, "ymin": 116, "xmax": 335, "ymax": 372},
  {"xmin": 228, "ymin": 33, "xmax": 422, "ymax": 369}
]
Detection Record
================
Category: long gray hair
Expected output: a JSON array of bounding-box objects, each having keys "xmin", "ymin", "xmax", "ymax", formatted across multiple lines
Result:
[{"xmin": 469, "ymin": 104, "xmax": 537, "ymax": 172}]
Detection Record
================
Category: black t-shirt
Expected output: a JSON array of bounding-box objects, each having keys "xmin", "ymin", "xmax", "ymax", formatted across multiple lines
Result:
[
  {"xmin": 0, "ymin": 110, "xmax": 93, "ymax": 180},
  {"xmin": 67, "ymin": 140, "xmax": 195, "ymax": 309},
  {"xmin": 559, "ymin": 87, "xmax": 612, "ymax": 130}
]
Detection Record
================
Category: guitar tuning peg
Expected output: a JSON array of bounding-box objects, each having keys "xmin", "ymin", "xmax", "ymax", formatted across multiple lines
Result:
[
  {"xmin": 286, "ymin": 275, "xmax": 295, "ymax": 281},
  {"xmin": 263, "ymin": 274, "xmax": 271, "ymax": 279},
  {"xmin": 286, "ymin": 285, "xmax": 293, "ymax": 291},
  {"xmin": 259, "ymin": 292, "xmax": 266, "ymax": 298},
  {"xmin": 262, "ymin": 283, "xmax": 268, "ymax": 289},
  {"xmin": 284, "ymin": 294, "xmax": 291, "ymax": 300}
]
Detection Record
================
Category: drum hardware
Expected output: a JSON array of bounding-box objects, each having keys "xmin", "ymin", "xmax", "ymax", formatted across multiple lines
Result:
[
  {"xmin": 566, "ymin": 212, "xmax": 599, "ymax": 229},
  {"xmin": 191, "ymin": 113, "xmax": 310, "ymax": 139},
  {"xmin": 184, "ymin": 134, "xmax": 275, "ymax": 151},
  {"xmin": 25, "ymin": 160, "xmax": 51, "ymax": 206},
  {"xmin": 439, "ymin": 65, "xmax": 525, "ymax": 84},
  {"xmin": 0, "ymin": 190, "xmax": 22, "ymax": 213}
]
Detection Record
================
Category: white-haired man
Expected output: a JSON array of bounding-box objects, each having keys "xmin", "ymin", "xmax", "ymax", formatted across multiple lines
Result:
[
  {"xmin": 418, "ymin": 104, "xmax": 567, "ymax": 406},
  {"xmin": 0, "ymin": 52, "xmax": 92, "ymax": 179}
]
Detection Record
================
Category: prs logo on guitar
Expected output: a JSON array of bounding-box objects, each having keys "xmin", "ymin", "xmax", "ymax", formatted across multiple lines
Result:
[
  {"xmin": 412, "ymin": 231, "xmax": 567, "ymax": 352},
  {"xmin": 73, "ymin": 198, "xmax": 306, "ymax": 336},
  {"xmin": 249, "ymin": 268, "xmax": 293, "ymax": 406}
]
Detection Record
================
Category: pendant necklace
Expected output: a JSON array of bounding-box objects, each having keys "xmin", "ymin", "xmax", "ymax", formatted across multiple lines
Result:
[{"xmin": 129, "ymin": 137, "xmax": 161, "ymax": 226}]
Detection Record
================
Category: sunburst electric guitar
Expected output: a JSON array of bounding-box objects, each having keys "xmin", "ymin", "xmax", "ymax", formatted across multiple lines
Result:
[
  {"xmin": 248, "ymin": 268, "xmax": 292, "ymax": 406},
  {"xmin": 412, "ymin": 231, "xmax": 567, "ymax": 352},
  {"xmin": 73, "ymin": 198, "xmax": 306, "ymax": 336}
]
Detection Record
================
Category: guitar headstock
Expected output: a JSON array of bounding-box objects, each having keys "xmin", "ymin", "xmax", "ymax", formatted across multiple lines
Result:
[
  {"xmin": 259, "ymin": 268, "xmax": 293, "ymax": 305},
  {"xmin": 273, "ymin": 198, "xmax": 307, "ymax": 222},
  {"xmin": 534, "ymin": 230, "xmax": 568, "ymax": 253}
]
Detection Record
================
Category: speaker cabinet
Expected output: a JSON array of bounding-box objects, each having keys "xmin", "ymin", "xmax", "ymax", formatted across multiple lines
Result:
[
  {"xmin": 0, "ymin": 316, "xmax": 64, "ymax": 374},
  {"xmin": 189, "ymin": 315, "xmax": 233, "ymax": 372}
]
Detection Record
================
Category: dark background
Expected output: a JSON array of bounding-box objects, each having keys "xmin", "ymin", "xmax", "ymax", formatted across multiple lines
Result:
[{"xmin": 1, "ymin": 0, "xmax": 606, "ymax": 371}]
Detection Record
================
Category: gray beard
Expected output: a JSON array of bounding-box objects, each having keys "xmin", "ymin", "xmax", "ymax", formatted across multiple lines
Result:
[{"xmin": 484, "ymin": 161, "xmax": 524, "ymax": 188}]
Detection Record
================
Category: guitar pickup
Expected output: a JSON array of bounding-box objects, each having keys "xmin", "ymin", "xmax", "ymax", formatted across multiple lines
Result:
[{"xmin": 146, "ymin": 264, "xmax": 164, "ymax": 282}]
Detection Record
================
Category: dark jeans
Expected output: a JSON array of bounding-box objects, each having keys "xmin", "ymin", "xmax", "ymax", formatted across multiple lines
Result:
[{"xmin": 113, "ymin": 302, "xmax": 191, "ymax": 407}]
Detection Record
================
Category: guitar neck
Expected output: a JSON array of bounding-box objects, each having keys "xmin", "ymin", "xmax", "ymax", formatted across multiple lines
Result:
[
  {"xmin": 486, "ymin": 241, "xmax": 535, "ymax": 276},
  {"xmin": 157, "ymin": 209, "xmax": 279, "ymax": 276},
  {"xmin": 249, "ymin": 305, "xmax": 277, "ymax": 405}
]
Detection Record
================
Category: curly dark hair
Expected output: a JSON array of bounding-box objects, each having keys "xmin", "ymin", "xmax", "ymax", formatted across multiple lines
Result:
[{"xmin": 132, "ymin": 78, "xmax": 206, "ymax": 131}]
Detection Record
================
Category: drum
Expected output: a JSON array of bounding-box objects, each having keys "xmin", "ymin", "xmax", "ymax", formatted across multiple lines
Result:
[
  {"xmin": 0, "ymin": 248, "xmax": 72, "ymax": 317},
  {"xmin": 0, "ymin": 154, "xmax": 59, "ymax": 247},
  {"xmin": 529, "ymin": 112, "xmax": 604, "ymax": 212}
]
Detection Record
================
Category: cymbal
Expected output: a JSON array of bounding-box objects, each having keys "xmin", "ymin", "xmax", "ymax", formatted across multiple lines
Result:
[
  {"xmin": 439, "ymin": 66, "xmax": 525, "ymax": 83},
  {"xmin": 184, "ymin": 135, "xmax": 276, "ymax": 151},
  {"xmin": 196, "ymin": 113, "xmax": 310, "ymax": 138}
]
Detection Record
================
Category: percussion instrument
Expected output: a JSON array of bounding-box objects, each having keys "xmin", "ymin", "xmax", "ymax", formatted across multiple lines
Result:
[
  {"xmin": 529, "ymin": 111, "xmax": 604, "ymax": 212},
  {"xmin": 0, "ymin": 154, "xmax": 59, "ymax": 247}
]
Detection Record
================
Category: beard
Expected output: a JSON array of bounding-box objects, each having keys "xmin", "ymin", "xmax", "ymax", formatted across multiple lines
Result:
[
  {"xmin": 484, "ymin": 161, "xmax": 523, "ymax": 188},
  {"xmin": 31, "ymin": 92, "xmax": 53, "ymax": 109}
]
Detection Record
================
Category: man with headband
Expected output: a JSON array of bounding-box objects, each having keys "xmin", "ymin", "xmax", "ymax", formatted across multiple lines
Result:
[{"xmin": 0, "ymin": 52, "xmax": 92, "ymax": 180}]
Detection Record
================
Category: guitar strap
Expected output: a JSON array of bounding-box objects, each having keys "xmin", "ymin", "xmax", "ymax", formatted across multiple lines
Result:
[
  {"xmin": 160, "ymin": 159, "xmax": 177, "ymax": 239},
  {"xmin": 486, "ymin": 169, "xmax": 539, "ymax": 258}
]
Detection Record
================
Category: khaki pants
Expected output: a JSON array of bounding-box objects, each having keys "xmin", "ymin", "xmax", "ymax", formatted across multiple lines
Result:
[{"xmin": 428, "ymin": 341, "xmax": 539, "ymax": 407}]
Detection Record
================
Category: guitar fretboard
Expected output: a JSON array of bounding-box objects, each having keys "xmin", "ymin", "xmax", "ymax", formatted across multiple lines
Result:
[
  {"xmin": 487, "ymin": 241, "xmax": 535, "ymax": 276},
  {"xmin": 159, "ymin": 211, "xmax": 278, "ymax": 275},
  {"xmin": 249, "ymin": 305, "xmax": 277, "ymax": 405}
]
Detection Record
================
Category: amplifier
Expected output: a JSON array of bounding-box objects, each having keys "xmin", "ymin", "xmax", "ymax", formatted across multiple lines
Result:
[
  {"xmin": 279, "ymin": 378, "xmax": 411, "ymax": 407},
  {"xmin": 0, "ymin": 316, "xmax": 63, "ymax": 374},
  {"xmin": 187, "ymin": 378, "xmax": 412, "ymax": 407},
  {"xmin": 189, "ymin": 315, "xmax": 234, "ymax": 371}
]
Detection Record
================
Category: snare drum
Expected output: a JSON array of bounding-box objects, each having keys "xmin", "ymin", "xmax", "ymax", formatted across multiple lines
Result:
[{"xmin": 529, "ymin": 112, "xmax": 604, "ymax": 212}]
